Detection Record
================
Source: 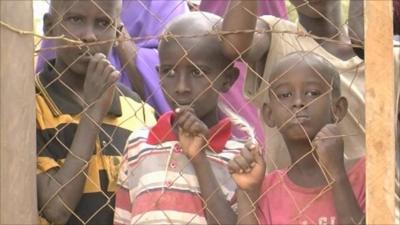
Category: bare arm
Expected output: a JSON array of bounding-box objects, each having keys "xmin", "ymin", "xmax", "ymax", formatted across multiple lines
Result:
[
  {"xmin": 176, "ymin": 107, "xmax": 237, "ymax": 224},
  {"xmin": 314, "ymin": 124, "xmax": 365, "ymax": 224},
  {"xmin": 330, "ymin": 165, "xmax": 365, "ymax": 224},
  {"xmin": 191, "ymin": 154, "xmax": 238, "ymax": 224},
  {"xmin": 222, "ymin": 0, "xmax": 270, "ymax": 63},
  {"xmin": 348, "ymin": 0, "xmax": 364, "ymax": 58},
  {"xmin": 115, "ymin": 27, "xmax": 145, "ymax": 100},
  {"xmin": 228, "ymin": 143, "xmax": 265, "ymax": 225},
  {"xmin": 37, "ymin": 54, "xmax": 120, "ymax": 224}
]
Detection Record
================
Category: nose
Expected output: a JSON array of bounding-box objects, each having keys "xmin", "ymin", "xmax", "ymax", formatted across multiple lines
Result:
[
  {"xmin": 292, "ymin": 92, "xmax": 305, "ymax": 110},
  {"xmin": 80, "ymin": 25, "xmax": 97, "ymax": 43},
  {"xmin": 176, "ymin": 74, "xmax": 190, "ymax": 95}
]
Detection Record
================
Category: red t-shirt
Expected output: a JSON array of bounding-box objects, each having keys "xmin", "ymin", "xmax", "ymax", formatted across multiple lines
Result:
[{"xmin": 258, "ymin": 157, "xmax": 365, "ymax": 225}]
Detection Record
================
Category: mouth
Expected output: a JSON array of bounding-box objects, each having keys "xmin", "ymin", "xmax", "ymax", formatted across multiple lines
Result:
[
  {"xmin": 293, "ymin": 114, "xmax": 310, "ymax": 124},
  {"xmin": 175, "ymin": 102, "xmax": 194, "ymax": 108}
]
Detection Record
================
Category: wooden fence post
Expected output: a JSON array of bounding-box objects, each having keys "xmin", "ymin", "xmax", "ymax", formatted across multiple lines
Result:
[
  {"xmin": 365, "ymin": 0, "xmax": 395, "ymax": 224},
  {"xmin": 0, "ymin": 1, "xmax": 37, "ymax": 224}
]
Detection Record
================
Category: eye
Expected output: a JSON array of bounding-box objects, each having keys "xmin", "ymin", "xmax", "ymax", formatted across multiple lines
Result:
[
  {"xmin": 161, "ymin": 68, "xmax": 175, "ymax": 77},
  {"xmin": 66, "ymin": 16, "xmax": 84, "ymax": 24},
  {"xmin": 277, "ymin": 91, "xmax": 292, "ymax": 99},
  {"xmin": 97, "ymin": 19, "xmax": 112, "ymax": 28},
  {"xmin": 305, "ymin": 90, "xmax": 321, "ymax": 97},
  {"xmin": 190, "ymin": 68, "xmax": 203, "ymax": 78}
]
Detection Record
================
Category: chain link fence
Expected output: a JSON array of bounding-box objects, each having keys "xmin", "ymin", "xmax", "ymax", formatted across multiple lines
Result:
[{"xmin": 1, "ymin": 0, "xmax": 399, "ymax": 224}]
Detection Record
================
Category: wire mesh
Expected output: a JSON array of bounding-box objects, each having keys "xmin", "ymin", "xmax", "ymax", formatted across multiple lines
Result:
[{"xmin": 3, "ymin": 0, "xmax": 396, "ymax": 224}]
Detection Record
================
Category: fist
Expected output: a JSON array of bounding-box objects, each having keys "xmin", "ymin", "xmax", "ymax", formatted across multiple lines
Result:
[
  {"xmin": 175, "ymin": 107, "xmax": 209, "ymax": 159},
  {"xmin": 83, "ymin": 53, "xmax": 120, "ymax": 118},
  {"xmin": 84, "ymin": 53, "xmax": 120, "ymax": 104},
  {"xmin": 312, "ymin": 124, "xmax": 345, "ymax": 176},
  {"xmin": 228, "ymin": 142, "xmax": 266, "ymax": 191}
]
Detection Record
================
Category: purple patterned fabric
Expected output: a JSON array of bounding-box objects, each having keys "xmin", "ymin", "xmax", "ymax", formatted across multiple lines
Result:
[
  {"xmin": 36, "ymin": 0, "xmax": 189, "ymax": 114},
  {"xmin": 199, "ymin": 0, "xmax": 287, "ymax": 19}
]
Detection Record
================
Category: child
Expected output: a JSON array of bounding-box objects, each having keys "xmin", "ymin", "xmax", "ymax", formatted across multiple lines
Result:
[
  {"xmin": 36, "ymin": 1, "xmax": 189, "ymax": 114},
  {"xmin": 222, "ymin": 0, "xmax": 365, "ymax": 171},
  {"xmin": 114, "ymin": 12, "xmax": 245, "ymax": 225},
  {"xmin": 36, "ymin": 0, "xmax": 156, "ymax": 224},
  {"xmin": 229, "ymin": 52, "xmax": 365, "ymax": 225},
  {"xmin": 196, "ymin": 0, "xmax": 288, "ymax": 153}
]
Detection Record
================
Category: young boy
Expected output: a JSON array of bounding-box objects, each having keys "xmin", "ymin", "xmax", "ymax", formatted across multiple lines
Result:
[
  {"xmin": 114, "ymin": 12, "xmax": 244, "ymax": 225},
  {"xmin": 36, "ymin": 1, "xmax": 189, "ymax": 114},
  {"xmin": 222, "ymin": 0, "xmax": 365, "ymax": 171},
  {"xmin": 229, "ymin": 52, "xmax": 365, "ymax": 225},
  {"xmin": 36, "ymin": 1, "xmax": 156, "ymax": 224}
]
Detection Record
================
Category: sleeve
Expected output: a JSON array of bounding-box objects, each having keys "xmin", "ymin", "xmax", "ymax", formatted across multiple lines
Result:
[
  {"xmin": 354, "ymin": 157, "xmax": 366, "ymax": 212},
  {"xmin": 114, "ymin": 136, "xmax": 136, "ymax": 225},
  {"xmin": 37, "ymin": 128, "xmax": 60, "ymax": 174},
  {"xmin": 109, "ymin": 1, "xmax": 189, "ymax": 114}
]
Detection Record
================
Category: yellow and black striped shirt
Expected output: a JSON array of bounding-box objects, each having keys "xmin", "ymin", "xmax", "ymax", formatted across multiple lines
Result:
[{"xmin": 36, "ymin": 63, "xmax": 157, "ymax": 224}]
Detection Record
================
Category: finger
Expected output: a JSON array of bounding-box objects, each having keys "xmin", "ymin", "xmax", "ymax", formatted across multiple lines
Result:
[
  {"xmin": 234, "ymin": 155, "xmax": 251, "ymax": 173},
  {"xmin": 175, "ymin": 108, "xmax": 189, "ymax": 125},
  {"xmin": 103, "ymin": 64, "xmax": 116, "ymax": 77},
  {"xmin": 182, "ymin": 115, "xmax": 198, "ymax": 133},
  {"xmin": 248, "ymin": 143, "xmax": 264, "ymax": 165},
  {"xmin": 175, "ymin": 106, "xmax": 193, "ymax": 115},
  {"xmin": 87, "ymin": 52, "xmax": 104, "ymax": 70},
  {"xmin": 176, "ymin": 110, "xmax": 191, "ymax": 128},
  {"xmin": 87, "ymin": 56, "xmax": 98, "ymax": 75},
  {"xmin": 103, "ymin": 71, "xmax": 120, "ymax": 90},
  {"xmin": 228, "ymin": 159, "xmax": 242, "ymax": 174},
  {"xmin": 109, "ymin": 70, "xmax": 120, "ymax": 83},
  {"xmin": 96, "ymin": 58, "xmax": 111, "ymax": 76},
  {"xmin": 190, "ymin": 121, "xmax": 208, "ymax": 137},
  {"xmin": 240, "ymin": 146, "xmax": 256, "ymax": 167}
]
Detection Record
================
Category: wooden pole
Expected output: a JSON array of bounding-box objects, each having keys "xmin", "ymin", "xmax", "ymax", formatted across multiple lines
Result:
[
  {"xmin": 365, "ymin": 0, "xmax": 395, "ymax": 224},
  {"xmin": 0, "ymin": 1, "xmax": 37, "ymax": 224}
]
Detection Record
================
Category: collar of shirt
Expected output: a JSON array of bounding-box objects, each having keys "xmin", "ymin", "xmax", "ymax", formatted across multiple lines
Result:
[
  {"xmin": 147, "ymin": 111, "xmax": 232, "ymax": 153},
  {"xmin": 35, "ymin": 60, "xmax": 122, "ymax": 117}
]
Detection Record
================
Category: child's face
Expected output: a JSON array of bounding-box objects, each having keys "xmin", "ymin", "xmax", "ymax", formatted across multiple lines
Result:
[
  {"xmin": 46, "ymin": 0, "xmax": 121, "ymax": 75},
  {"xmin": 158, "ymin": 37, "xmax": 232, "ymax": 119},
  {"xmin": 265, "ymin": 63, "xmax": 335, "ymax": 141},
  {"xmin": 289, "ymin": 0, "xmax": 340, "ymax": 18}
]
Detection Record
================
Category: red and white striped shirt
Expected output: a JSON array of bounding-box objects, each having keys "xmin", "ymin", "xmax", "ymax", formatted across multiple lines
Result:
[{"xmin": 114, "ymin": 112, "xmax": 245, "ymax": 225}]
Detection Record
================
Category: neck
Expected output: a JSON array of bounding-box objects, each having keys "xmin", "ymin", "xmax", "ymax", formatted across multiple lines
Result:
[
  {"xmin": 298, "ymin": 10, "xmax": 342, "ymax": 40},
  {"xmin": 284, "ymin": 138, "xmax": 328, "ymax": 187},
  {"xmin": 298, "ymin": 9, "xmax": 356, "ymax": 60},
  {"xmin": 54, "ymin": 59, "xmax": 86, "ymax": 96},
  {"xmin": 286, "ymin": 139, "xmax": 319, "ymax": 170},
  {"xmin": 201, "ymin": 108, "xmax": 220, "ymax": 128}
]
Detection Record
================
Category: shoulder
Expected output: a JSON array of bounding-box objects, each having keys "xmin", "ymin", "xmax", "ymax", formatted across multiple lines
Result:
[
  {"xmin": 263, "ymin": 170, "xmax": 285, "ymax": 186},
  {"xmin": 345, "ymin": 156, "xmax": 365, "ymax": 187},
  {"xmin": 259, "ymin": 15, "xmax": 295, "ymax": 29},
  {"xmin": 116, "ymin": 83, "xmax": 157, "ymax": 125},
  {"xmin": 126, "ymin": 127, "xmax": 151, "ymax": 147},
  {"xmin": 345, "ymin": 156, "xmax": 365, "ymax": 172},
  {"xmin": 219, "ymin": 138, "xmax": 246, "ymax": 156},
  {"xmin": 124, "ymin": 127, "xmax": 151, "ymax": 155}
]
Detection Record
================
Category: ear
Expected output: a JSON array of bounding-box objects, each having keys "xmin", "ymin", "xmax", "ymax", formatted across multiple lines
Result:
[
  {"xmin": 219, "ymin": 67, "xmax": 239, "ymax": 93},
  {"xmin": 43, "ymin": 13, "xmax": 55, "ymax": 36},
  {"xmin": 116, "ymin": 22, "xmax": 123, "ymax": 39},
  {"xmin": 262, "ymin": 102, "xmax": 276, "ymax": 128},
  {"xmin": 331, "ymin": 96, "xmax": 348, "ymax": 123}
]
